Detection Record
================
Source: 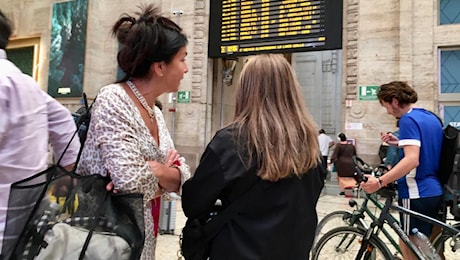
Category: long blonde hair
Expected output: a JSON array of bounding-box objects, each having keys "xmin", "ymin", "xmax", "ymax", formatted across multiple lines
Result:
[{"xmin": 232, "ymin": 54, "xmax": 320, "ymax": 181}]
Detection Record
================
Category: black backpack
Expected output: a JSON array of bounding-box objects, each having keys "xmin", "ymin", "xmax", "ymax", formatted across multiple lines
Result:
[
  {"xmin": 438, "ymin": 124, "xmax": 460, "ymax": 186},
  {"xmin": 426, "ymin": 111, "xmax": 460, "ymax": 186}
]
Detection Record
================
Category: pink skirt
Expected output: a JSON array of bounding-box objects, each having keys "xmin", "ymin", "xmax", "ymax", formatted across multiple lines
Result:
[{"xmin": 338, "ymin": 176, "xmax": 357, "ymax": 191}]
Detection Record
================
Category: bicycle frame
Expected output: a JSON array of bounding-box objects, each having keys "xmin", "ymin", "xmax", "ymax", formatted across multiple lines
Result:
[
  {"xmin": 357, "ymin": 194, "xmax": 460, "ymax": 259},
  {"xmin": 350, "ymin": 192, "xmax": 401, "ymax": 255},
  {"xmin": 349, "ymin": 156, "xmax": 460, "ymax": 259}
]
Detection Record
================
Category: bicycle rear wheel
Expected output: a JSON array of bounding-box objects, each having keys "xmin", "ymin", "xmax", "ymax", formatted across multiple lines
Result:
[
  {"xmin": 311, "ymin": 226, "xmax": 393, "ymax": 260},
  {"xmin": 314, "ymin": 210, "xmax": 352, "ymax": 246},
  {"xmin": 432, "ymin": 223, "xmax": 460, "ymax": 259}
]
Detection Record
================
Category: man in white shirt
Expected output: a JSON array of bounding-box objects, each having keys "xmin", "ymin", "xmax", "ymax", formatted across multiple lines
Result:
[
  {"xmin": 318, "ymin": 129, "xmax": 335, "ymax": 181},
  {"xmin": 0, "ymin": 10, "xmax": 80, "ymax": 258}
]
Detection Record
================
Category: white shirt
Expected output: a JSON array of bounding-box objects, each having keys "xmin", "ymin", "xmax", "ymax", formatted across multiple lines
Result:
[
  {"xmin": 0, "ymin": 49, "xmax": 80, "ymax": 256},
  {"xmin": 318, "ymin": 133, "xmax": 334, "ymax": 156}
]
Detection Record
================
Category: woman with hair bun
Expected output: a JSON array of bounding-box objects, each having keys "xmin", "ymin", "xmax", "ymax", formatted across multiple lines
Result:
[{"xmin": 77, "ymin": 4, "xmax": 191, "ymax": 259}]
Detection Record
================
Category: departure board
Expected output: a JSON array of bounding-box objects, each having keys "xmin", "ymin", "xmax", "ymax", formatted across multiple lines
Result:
[{"xmin": 208, "ymin": 0, "xmax": 343, "ymax": 57}]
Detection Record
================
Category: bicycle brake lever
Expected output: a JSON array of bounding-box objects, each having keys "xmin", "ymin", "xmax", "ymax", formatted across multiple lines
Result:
[
  {"xmin": 353, "ymin": 167, "xmax": 368, "ymax": 183},
  {"xmin": 353, "ymin": 156, "xmax": 371, "ymax": 183}
]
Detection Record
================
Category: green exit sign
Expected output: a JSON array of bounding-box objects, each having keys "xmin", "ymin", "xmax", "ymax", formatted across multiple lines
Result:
[
  {"xmin": 359, "ymin": 86, "xmax": 379, "ymax": 101},
  {"xmin": 177, "ymin": 91, "xmax": 191, "ymax": 103}
]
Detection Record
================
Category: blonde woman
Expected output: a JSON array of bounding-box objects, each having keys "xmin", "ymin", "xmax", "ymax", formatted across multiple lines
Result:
[{"xmin": 182, "ymin": 54, "xmax": 324, "ymax": 259}]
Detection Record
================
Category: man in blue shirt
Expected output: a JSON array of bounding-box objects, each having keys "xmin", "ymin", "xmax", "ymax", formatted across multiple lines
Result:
[{"xmin": 361, "ymin": 81, "xmax": 443, "ymax": 260}]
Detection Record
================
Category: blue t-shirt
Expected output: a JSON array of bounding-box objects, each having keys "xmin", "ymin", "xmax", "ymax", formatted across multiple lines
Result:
[{"xmin": 397, "ymin": 108, "xmax": 443, "ymax": 199}]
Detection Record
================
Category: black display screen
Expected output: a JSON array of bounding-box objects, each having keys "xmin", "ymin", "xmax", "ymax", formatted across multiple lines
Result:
[{"xmin": 208, "ymin": 0, "xmax": 343, "ymax": 57}]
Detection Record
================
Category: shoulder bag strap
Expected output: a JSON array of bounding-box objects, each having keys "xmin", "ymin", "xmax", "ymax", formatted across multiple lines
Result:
[
  {"xmin": 200, "ymin": 178, "xmax": 266, "ymax": 241},
  {"xmin": 426, "ymin": 110, "xmax": 444, "ymax": 126},
  {"xmin": 57, "ymin": 93, "xmax": 96, "ymax": 172}
]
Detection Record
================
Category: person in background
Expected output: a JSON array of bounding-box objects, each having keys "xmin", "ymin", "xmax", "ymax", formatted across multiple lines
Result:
[
  {"xmin": 361, "ymin": 81, "xmax": 443, "ymax": 260},
  {"xmin": 378, "ymin": 138, "xmax": 389, "ymax": 164},
  {"xmin": 384, "ymin": 119, "xmax": 402, "ymax": 169},
  {"xmin": 0, "ymin": 10, "xmax": 80, "ymax": 258},
  {"xmin": 331, "ymin": 132, "xmax": 357, "ymax": 196},
  {"xmin": 318, "ymin": 129, "xmax": 335, "ymax": 181},
  {"xmin": 77, "ymin": 4, "xmax": 191, "ymax": 259},
  {"xmin": 182, "ymin": 54, "xmax": 324, "ymax": 259}
]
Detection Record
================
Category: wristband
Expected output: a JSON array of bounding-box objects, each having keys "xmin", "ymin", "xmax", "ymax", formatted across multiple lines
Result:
[{"xmin": 377, "ymin": 177, "xmax": 383, "ymax": 188}]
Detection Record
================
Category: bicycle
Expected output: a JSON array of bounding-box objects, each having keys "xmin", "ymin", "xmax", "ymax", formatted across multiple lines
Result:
[
  {"xmin": 311, "ymin": 156, "xmax": 460, "ymax": 259},
  {"xmin": 433, "ymin": 167, "xmax": 460, "ymax": 259},
  {"xmin": 314, "ymin": 159, "xmax": 402, "ymax": 258}
]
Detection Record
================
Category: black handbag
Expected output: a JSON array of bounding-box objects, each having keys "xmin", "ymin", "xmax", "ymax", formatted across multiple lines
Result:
[
  {"xmin": 4, "ymin": 169, "xmax": 144, "ymax": 260},
  {"xmin": 180, "ymin": 179, "xmax": 264, "ymax": 260},
  {"xmin": 1, "ymin": 94, "xmax": 145, "ymax": 260},
  {"xmin": 180, "ymin": 218, "xmax": 211, "ymax": 260}
]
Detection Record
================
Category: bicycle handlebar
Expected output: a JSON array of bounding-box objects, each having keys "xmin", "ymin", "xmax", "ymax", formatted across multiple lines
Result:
[{"xmin": 352, "ymin": 156, "xmax": 371, "ymax": 183}]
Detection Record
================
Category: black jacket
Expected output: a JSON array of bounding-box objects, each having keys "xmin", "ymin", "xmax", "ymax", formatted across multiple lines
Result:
[{"xmin": 182, "ymin": 126, "xmax": 324, "ymax": 260}]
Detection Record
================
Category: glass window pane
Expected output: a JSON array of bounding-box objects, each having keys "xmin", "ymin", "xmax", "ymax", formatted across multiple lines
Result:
[
  {"xmin": 440, "ymin": 0, "xmax": 460, "ymax": 25},
  {"xmin": 441, "ymin": 50, "xmax": 460, "ymax": 93},
  {"xmin": 444, "ymin": 106, "xmax": 460, "ymax": 128},
  {"xmin": 6, "ymin": 47, "xmax": 34, "ymax": 77}
]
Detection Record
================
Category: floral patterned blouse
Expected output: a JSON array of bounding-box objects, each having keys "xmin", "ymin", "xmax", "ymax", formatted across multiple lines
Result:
[{"xmin": 77, "ymin": 83, "xmax": 191, "ymax": 260}]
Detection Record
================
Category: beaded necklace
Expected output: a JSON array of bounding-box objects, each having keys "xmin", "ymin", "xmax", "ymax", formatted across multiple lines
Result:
[{"xmin": 126, "ymin": 80, "xmax": 155, "ymax": 123}]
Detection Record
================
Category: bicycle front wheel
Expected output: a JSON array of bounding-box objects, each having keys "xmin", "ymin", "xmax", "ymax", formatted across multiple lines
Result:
[
  {"xmin": 314, "ymin": 210, "xmax": 352, "ymax": 246},
  {"xmin": 311, "ymin": 226, "xmax": 393, "ymax": 260}
]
